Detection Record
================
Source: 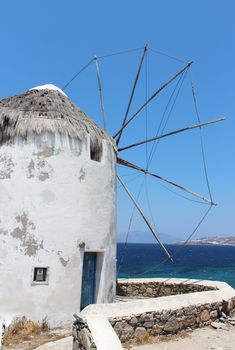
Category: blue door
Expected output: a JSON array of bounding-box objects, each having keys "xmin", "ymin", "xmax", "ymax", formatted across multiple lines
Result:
[{"xmin": 80, "ymin": 252, "xmax": 97, "ymax": 310}]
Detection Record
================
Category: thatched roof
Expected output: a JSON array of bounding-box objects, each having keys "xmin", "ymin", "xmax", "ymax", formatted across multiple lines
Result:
[{"xmin": 0, "ymin": 84, "xmax": 114, "ymax": 148}]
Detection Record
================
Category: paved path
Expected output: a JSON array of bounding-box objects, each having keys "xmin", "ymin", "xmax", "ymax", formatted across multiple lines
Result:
[
  {"xmin": 131, "ymin": 327, "xmax": 235, "ymax": 350},
  {"xmin": 35, "ymin": 336, "xmax": 72, "ymax": 350}
]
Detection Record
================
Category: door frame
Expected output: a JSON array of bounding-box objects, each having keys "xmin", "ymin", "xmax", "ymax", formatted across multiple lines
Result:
[{"xmin": 80, "ymin": 250, "xmax": 105, "ymax": 310}]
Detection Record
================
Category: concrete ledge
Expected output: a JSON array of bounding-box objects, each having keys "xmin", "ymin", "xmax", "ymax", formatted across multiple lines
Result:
[
  {"xmin": 76, "ymin": 278, "xmax": 235, "ymax": 350},
  {"xmin": 35, "ymin": 336, "xmax": 73, "ymax": 350}
]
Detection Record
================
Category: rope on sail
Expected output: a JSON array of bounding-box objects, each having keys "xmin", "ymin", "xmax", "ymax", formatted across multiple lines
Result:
[
  {"xmin": 146, "ymin": 71, "xmax": 187, "ymax": 169},
  {"xmin": 118, "ymin": 162, "xmax": 210, "ymax": 204},
  {"xmin": 143, "ymin": 72, "xmax": 188, "ymax": 239},
  {"xmin": 189, "ymin": 69, "xmax": 213, "ymax": 203},
  {"xmin": 130, "ymin": 205, "xmax": 213, "ymax": 278},
  {"xmin": 62, "ymin": 58, "xmax": 95, "ymax": 91},
  {"xmin": 149, "ymin": 46, "xmax": 188, "ymax": 64},
  {"xmin": 96, "ymin": 46, "xmax": 144, "ymax": 59},
  {"xmin": 62, "ymin": 47, "xmax": 144, "ymax": 91},
  {"xmin": 94, "ymin": 57, "xmax": 107, "ymax": 131},
  {"xmin": 117, "ymin": 173, "xmax": 146, "ymax": 277},
  {"xmin": 145, "ymin": 48, "xmax": 148, "ymax": 168}
]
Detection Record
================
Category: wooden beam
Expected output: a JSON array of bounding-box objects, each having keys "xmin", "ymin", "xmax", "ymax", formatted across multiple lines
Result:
[
  {"xmin": 117, "ymin": 175, "xmax": 173, "ymax": 262},
  {"xmin": 95, "ymin": 57, "xmax": 107, "ymax": 131},
  {"xmin": 113, "ymin": 61, "xmax": 193, "ymax": 139},
  {"xmin": 118, "ymin": 118, "xmax": 225, "ymax": 152},
  {"xmin": 117, "ymin": 157, "xmax": 216, "ymax": 205},
  {"xmin": 116, "ymin": 45, "xmax": 148, "ymax": 146}
]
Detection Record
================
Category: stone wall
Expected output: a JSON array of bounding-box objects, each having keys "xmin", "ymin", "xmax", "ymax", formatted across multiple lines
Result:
[
  {"xmin": 76, "ymin": 279, "xmax": 235, "ymax": 350},
  {"xmin": 110, "ymin": 298, "xmax": 235, "ymax": 344},
  {"xmin": 117, "ymin": 280, "xmax": 216, "ymax": 298},
  {"xmin": 73, "ymin": 315, "xmax": 97, "ymax": 350}
]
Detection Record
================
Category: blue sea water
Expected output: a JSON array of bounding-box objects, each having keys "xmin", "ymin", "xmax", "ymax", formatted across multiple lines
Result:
[{"xmin": 117, "ymin": 243, "xmax": 235, "ymax": 288}]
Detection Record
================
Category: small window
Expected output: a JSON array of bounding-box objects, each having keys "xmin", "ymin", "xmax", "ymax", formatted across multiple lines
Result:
[
  {"xmin": 90, "ymin": 142, "xmax": 102, "ymax": 162},
  {"xmin": 33, "ymin": 267, "xmax": 48, "ymax": 283}
]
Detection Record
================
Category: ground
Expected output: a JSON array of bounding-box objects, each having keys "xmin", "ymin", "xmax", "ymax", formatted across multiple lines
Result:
[
  {"xmin": 3, "ymin": 326, "xmax": 71, "ymax": 350},
  {"xmin": 3, "ymin": 324, "xmax": 235, "ymax": 350},
  {"xmin": 131, "ymin": 325, "xmax": 235, "ymax": 350}
]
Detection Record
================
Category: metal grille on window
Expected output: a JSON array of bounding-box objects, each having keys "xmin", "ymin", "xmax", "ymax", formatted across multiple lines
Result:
[{"xmin": 33, "ymin": 267, "xmax": 47, "ymax": 282}]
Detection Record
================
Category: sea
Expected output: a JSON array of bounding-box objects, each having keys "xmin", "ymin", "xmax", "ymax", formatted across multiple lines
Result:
[{"xmin": 117, "ymin": 243, "xmax": 235, "ymax": 288}]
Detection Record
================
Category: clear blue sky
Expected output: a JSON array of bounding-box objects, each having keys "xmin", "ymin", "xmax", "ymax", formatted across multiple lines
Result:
[{"xmin": 0, "ymin": 1, "xmax": 234, "ymax": 241}]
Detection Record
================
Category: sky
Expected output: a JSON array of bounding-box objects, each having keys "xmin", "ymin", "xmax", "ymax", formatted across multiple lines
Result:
[{"xmin": 0, "ymin": 1, "xmax": 234, "ymax": 242}]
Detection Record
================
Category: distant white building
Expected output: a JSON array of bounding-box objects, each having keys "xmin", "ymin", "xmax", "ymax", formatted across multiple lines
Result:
[{"xmin": 0, "ymin": 85, "xmax": 116, "ymax": 326}]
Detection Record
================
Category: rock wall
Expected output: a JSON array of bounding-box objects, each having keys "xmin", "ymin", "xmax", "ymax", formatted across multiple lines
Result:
[
  {"xmin": 117, "ymin": 280, "xmax": 216, "ymax": 298},
  {"xmin": 73, "ymin": 315, "xmax": 97, "ymax": 350},
  {"xmin": 76, "ymin": 279, "xmax": 235, "ymax": 350},
  {"xmin": 110, "ymin": 298, "xmax": 235, "ymax": 344}
]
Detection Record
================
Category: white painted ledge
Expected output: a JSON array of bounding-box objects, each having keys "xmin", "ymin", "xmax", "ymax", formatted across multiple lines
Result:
[
  {"xmin": 79, "ymin": 278, "xmax": 235, "ymax": 350},
  {"xmin": 86, "ymin": 317, "xmax": 121, "ymax": 350},
  {"xmin": 0, "ymin": 319, "xmax": 3, "ymax": 350},
  {"xmin": 35, "ymin": 336, "xmax": 72, "ymax": 350}
]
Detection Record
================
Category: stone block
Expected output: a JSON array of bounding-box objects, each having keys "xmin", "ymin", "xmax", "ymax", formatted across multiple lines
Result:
[
  {"xmin": 114, "ymin": 322, "xmax": 134, "ymax": 343},
  {"xmin": 184, "ymin": 307, "xmax": 197, "ymax": 316},
  {"xmin": 200, "ymin": 310, "xmax": 210, "ymax": 322},
  {"xmin": 139, "ymin": 313, "xmax": 153, "ymax": 323},
  {"xmin": 229, "ymin": 308, "xmax": 235, "ymax": 318},
  {"xmin": 113, "ymin": 321, "xmax": 126, "ymax": 337},
  {"xmin": 228, "ymin": 299, "xmax": 234, "ymax": 312},
  {"xmin": 143, "ymin": 321, "xmax": 154, "ymax": 328},
  {"xmin": 164, "ymin": 287, "xmax": 171, "ymax": 295},
  {"xmin": 210, "ymin": 310, "xmax": 218, "ymax": 319},
  {"xmin": 151, "ymin": 324, "xmax": 163, "ymax": 335},
  {"xmin": 160, "ymin": 311, "xmax": 171, "ymax": 322},
  {"xmin": 182, "ymin": 316, "xmax": 196, "ymax": 327},
  {"xmin": 121, "ymin": 325, "xmax": 134, "ymax": 342},
  {"xmin": 134, "ymin": 327, "xmax": 147, "ymax": 338},
  {"xmin": 129, "ymin": 316, "xmax": 138, "ymax": 326},
  {"xmin": 176, "ymin": 309, "xmax": 184, "ymax": 317},
  {"xmin": 146, "ymin": 287, "xmax": 153, "ymax": 295},
  {"xmin": 122, "ymin": 316, "xmax": 131, "ymax": 321},
  {"xmin": 163, "ymin": 317, "xmax": 182, "ymax": 334}
]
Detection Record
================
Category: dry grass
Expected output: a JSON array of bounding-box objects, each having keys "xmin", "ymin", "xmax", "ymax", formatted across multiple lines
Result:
[
  {"xmin": 3, "ymin": 316, "xmax": 49, "ymax": 347},
  {"xmin": 123, "ymin": 330, "xmax": 191, "ymax": 349}
]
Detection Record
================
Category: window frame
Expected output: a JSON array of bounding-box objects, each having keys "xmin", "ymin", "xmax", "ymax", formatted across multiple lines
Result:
[
  {"xmin": 31, "ymin": 266, "xmax": 49, "ymax": 286},
  {"xmin": 90, "ymin": 142, "xmax": 103, "ymax": 162}
]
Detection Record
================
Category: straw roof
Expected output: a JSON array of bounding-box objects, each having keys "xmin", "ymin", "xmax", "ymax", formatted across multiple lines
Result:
[{"xmin": 0, "ymin": 85, "xmax": 114, "ymax": 149}]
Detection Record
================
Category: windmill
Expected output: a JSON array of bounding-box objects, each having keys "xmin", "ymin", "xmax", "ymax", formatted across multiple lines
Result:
[
  {"xmin": 62, "ymin": 44, "xmax": 224, "ymax": 268},
  {"xmin": 0, "ymin": 45, "xmax": 225, "ymax": 324}
]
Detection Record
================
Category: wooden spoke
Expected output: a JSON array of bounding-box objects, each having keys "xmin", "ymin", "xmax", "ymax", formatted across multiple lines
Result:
[
  {"xmin": 95, "ymin": 57, "xmax": 106, "ymax": 131},
  {"xmin": 113, "ymin": 61, "xmax": 193, "ymax": 139},
  {"xmin": 118, "ymin": 118, "xmax": 225, "ymax": 152},
  {"xmin": 117, "ymin": 175, "xmax": 173, "ymax": 262},
  {"xmin": 116, "ymin": 45, "xmax": 148, "ymax": 146},
  {"xmin": 117, "ymin": 157, "xmax": 216, "ymax": 205}
]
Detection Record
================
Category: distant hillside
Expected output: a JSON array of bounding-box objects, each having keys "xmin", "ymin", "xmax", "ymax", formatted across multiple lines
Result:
[
  {"xmin": 179, "ymin": 236, "xmax": 235, "ymax": 246},
  {"xmin": 117, "ymin": 230, "xmax": 179, "ymax": 244}
]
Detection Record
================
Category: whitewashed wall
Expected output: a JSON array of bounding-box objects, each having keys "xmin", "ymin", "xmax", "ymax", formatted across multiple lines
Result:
[{"xmin": 0, "ymin": 132, "xmax": 116, "ymax": 326}]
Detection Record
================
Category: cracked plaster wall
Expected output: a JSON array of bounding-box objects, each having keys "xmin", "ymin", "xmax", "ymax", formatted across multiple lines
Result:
[{"xmin": 0, "ymin": 132, "xmax": 116, "ymax": 326}]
